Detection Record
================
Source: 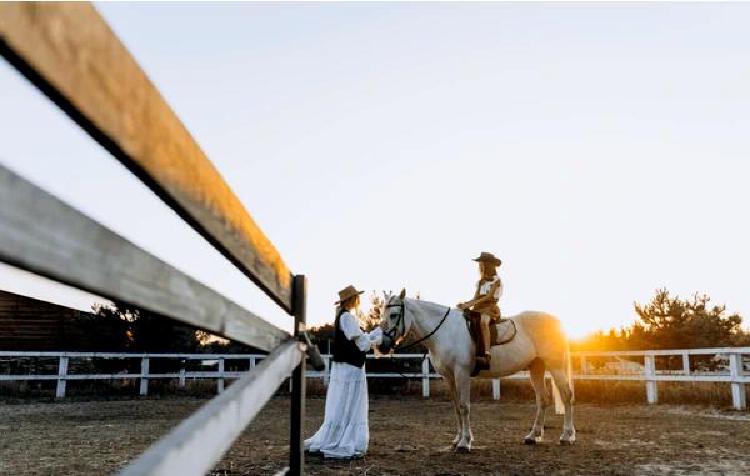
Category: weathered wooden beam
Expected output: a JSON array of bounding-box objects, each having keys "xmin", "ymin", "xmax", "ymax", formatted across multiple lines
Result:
[
  {"xmin": 0, "ymin": 2, "xmax": 293, "ymax": 311},
  {"xmin": 0, "ymin": 164, "xmax": 287, "ymax": 352},
  {"xmin": 118, "ymin": 340, "xmax": 303, "ymax": 476}
]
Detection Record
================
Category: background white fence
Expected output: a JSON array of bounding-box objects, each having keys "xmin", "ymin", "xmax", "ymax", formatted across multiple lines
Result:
[
  {"xmin": 2, "ymin": 347, "xmax": 748, "ymax": 409},
  {"xmin": 575, "ymin": 347, "xmax": 750, "ymax": 410}
]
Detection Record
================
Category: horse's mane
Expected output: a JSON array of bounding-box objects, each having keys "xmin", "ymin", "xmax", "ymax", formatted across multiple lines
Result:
[{"xmin": 405, "ymin": 297, "xmax": 452, "ymax": 313}]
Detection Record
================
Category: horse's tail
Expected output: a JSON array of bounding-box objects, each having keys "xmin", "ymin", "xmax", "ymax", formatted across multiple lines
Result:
[
  {"xmin": 552, "ymin": 343, "xmax": 575, "ymax": 415},
  {"xmin": 556, "ymin": 315, "xmax": 575, "ymax": 405}
]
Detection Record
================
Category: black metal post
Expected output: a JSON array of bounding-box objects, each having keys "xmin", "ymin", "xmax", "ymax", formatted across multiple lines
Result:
[{"xmin": 289, "ymin": 274, "xmax": 306, "ymax": 475}]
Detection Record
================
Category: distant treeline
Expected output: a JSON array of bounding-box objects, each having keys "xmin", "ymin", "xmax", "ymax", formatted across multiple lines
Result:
[
  {"xmin": 573, "ymin": 288, "xmax": 750, "ymax": 351},
  {"xmin": 87, "ymin": 302, "xmax": 258, "ymax": 353}
]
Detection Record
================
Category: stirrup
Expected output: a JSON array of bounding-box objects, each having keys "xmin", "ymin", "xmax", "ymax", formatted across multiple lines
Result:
[{"xmin": 471, "ymin": 355, "xmax": 491, "ymax": 376}]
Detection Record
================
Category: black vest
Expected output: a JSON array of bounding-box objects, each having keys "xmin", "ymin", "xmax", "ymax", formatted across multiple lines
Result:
[{"xmin": 333, "ymin": 311, "xmax": 366, "ymax": 368}]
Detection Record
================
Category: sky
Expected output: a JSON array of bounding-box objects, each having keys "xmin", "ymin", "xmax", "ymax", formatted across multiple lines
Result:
[{"xmin": 1, "ymin": 2, "xmax": 749, "ymax": 339}]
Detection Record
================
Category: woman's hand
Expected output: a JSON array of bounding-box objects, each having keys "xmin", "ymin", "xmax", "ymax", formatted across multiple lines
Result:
[{"xmin": 369, "ymin": 327, "xmax": 383, "ymax": 344}]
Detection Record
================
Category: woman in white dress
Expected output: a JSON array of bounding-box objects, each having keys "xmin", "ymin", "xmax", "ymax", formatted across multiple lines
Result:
[{"xmin": 305, "ymin": 285, "xmax": 382, "ymax": 459}]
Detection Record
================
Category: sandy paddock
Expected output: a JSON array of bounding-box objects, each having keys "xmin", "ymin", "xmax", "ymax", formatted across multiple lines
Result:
[{"xmin": 1, "ymin": 397, "xmax": 750, "ymax": 475}]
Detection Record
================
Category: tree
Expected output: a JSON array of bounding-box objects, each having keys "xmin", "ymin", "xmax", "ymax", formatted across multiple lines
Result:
[
  {"xmin": 633, "ymin": 288, "xmax": 746, "ymax": 349},
  {"xmin": 67, "ymin": 305, "xmax": 130, "ymax": 351},
  {"xmin": 92, "ymin": 301, "xmax": 202, "ymax": 352},
  {"xmin": 360, "ymin": 292, "xmax": 383, "ymax": 331},
  {"xmin": 573, "ymin": 288, "xmax": 749, "ymax": 351}
]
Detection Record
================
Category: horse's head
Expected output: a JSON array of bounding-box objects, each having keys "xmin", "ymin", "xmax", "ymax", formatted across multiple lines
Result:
[{"xmin": 377, "ymin": 288, "xmax": 408, "ymax": 354}]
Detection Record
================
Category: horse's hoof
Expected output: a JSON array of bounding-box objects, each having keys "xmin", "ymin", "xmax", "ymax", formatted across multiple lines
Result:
[
  {"xmin": 455, "ymin": 446, "xmax": 471, "ymax": 454},
  {"xmin": 523, "ymin": 433, "xmax": 542, "ymax": 445},
  {"xmin": 559, "ymin": 439, "xmax": 575, "ymax": 446}
]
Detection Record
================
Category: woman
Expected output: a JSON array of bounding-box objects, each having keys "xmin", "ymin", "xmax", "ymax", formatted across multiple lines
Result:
[{"xmin": 305, "ymin": 285, "xmax": 382, "ymax": 459}]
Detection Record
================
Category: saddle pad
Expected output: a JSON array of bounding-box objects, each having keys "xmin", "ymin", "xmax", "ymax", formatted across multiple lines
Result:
[{"xmin": 490, "ymin": 319, "xmax": 516, "ymax": 346}]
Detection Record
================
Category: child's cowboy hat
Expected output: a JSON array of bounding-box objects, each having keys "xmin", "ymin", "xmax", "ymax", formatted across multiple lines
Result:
[
  {"xmin": 473, "ymin": 251, "xmax": 502, "ymax": 266},
  {"xmin": 336, "ymin": 285, "xmax": 365, "ymax": 304}
]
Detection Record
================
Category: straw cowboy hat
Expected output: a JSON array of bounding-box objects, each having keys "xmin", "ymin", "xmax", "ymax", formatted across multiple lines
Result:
[
  {"xmin": 336, "ymin": 285, "xmax": 364, "ymax": 304},
  {"xmin": 473, "ymin": 251, "xmax": 502, "ymax": 266}
]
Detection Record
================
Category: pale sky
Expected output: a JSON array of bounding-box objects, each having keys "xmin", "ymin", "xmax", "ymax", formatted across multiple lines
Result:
[{"xmin": 1, "ymin": 2, "xmax": 749, "ymax": 339}]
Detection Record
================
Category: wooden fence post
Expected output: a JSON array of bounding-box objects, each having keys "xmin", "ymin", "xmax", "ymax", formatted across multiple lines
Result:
[
  {"xmin": 682, "ymin": 353, "xmax": 691, "ymax": 376},
  {"xmin": 289, "ymin": 275, "xmax": 306, "ymax": 476},
  {"xmin": 579, "ymin": 356, "xmax": 588, "ymax": 375},
  {"xmin": 644, "ymin": 355, "xmax": 657, "ymax": 404},
  {"xmin": 179, "ymin": 359, "xmax": 186, "ymax": 388},
  {"xmin": 729, "ymin": 353, "xmax": 747, "ymax": 411},
  {"xmin": 422, "ymin": 358, "xmax": 430, "ymax": 399},
  {"xmin": 217, "ymin": 358, "xmax": 225, "ymax": 394},
  {"xmin": 55, "ymin": 355, "xmax": 68, "ymax": 399},
  {"xmin": 140, "ymin": 357, "xmax": 150, "ymax": 396},
  {"xmin": 492, "ymin": 379, "xmax": 501, "ymax": 401}
]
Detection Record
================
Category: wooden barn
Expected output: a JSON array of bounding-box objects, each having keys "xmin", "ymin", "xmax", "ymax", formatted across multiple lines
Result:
[{"xmin": 0, "ymin": 290, "xmax": 123, "ymax": 351}]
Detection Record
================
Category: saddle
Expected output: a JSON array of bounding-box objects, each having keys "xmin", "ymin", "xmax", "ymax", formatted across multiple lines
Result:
[{"xmin": 464, "ymin": 310, "xmax": 517, "ymax": 375}]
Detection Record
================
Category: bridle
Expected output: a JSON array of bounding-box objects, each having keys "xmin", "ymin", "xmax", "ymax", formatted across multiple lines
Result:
[
  {"xmin": 382, "ymin": 298, "xmax": 451, "ymax": 352},
  {"xmin": 382, "ymin": 300, "xmax": 406, "ymax": 342}
]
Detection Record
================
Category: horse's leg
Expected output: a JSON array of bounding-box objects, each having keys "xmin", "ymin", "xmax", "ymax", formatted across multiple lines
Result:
[
  {"xmin": 524, "ymin": 358, "xmax": 550, "ymax": 444},
  {"xmin": 454, "ymin": 367, "xmax": 473, "ymax": 453},
  {"xmin": 550, "ymin": 367, "xmax": 576, "ymax": 445},
  {"xmin": 443, "ymin": 371, "xmax": 462, "ymax": 447}
]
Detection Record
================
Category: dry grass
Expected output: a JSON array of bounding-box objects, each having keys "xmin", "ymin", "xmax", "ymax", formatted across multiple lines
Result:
[
  {"xmin": 0, "ymin": 378, "xmax": 266, "ymax": 402},
  {"xmin": 2, "ymin": 376, "xmax": 745, "ymax": 409},
  {"xmin": 308, "ymin": 377, "xmax": 744, "ymax": 408}
]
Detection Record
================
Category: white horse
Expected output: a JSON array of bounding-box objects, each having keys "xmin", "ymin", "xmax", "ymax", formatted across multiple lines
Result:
[{"xmin": 378, "ymin": 289, "xmax": 575, "ymax": 452}]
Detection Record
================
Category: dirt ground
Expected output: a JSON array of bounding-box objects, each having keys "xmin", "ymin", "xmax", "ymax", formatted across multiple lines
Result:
[{"xmin": 1, "ymin": 397, "xmax": 750, "ymax": 476}]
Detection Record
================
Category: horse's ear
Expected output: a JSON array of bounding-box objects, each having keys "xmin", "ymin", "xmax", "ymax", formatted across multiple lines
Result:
[{"xmin": 399, "ymin": 288, "xmax": 406, "ymax": 300}]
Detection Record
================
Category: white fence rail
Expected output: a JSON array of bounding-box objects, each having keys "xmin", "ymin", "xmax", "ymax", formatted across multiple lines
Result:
[
  {"xmin": 575, "ymin": 347, "xmax": 750, "ymax": 410},
  {"xmin": 2, "ymin": 347, "xmax": 749, "ymax": 409}
]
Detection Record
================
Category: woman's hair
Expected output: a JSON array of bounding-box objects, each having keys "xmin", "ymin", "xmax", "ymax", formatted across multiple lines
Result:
[{"xmin": 335, "ymin": 295, "xmax": 360, "ymax": 317}]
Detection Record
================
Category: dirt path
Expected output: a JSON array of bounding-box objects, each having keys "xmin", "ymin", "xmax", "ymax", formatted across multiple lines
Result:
[{"xmin": 1, "ymin": 397, "xmax": 749, "ymax": 475}]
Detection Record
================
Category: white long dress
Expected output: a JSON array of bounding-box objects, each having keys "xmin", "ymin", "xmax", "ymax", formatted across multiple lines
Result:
[{"xmin": 304, "ymin": 311, "xmax": 382, "ymax": 458}]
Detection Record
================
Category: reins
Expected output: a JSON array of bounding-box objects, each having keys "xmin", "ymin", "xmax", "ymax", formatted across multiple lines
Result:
[
  {"xmin": 393, "ymin": 305, "xmax": 451, "ymax": 352},
  {"xmin": 380, "ymin": 300, "xmax": 450, "ymax": 380},
  {"xmin": 382, "ymin": 299, "xmax": 452, "ymax": 353}
]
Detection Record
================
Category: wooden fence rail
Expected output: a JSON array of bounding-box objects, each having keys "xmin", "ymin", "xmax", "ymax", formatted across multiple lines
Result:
[
  {"xmin": 0, "ymin": 2, "xmax": 293, "ymax": 311},
  {"xmin": 118, "ymin": 341, "xmax": 302, "ymax": 476},
  {"xmin": 1, "ymin": 2, "xmax": 308, "ymax": 474},
  {"xmin": 0, "ymin": 165, "xmax": 287, "ymax": 353}
]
